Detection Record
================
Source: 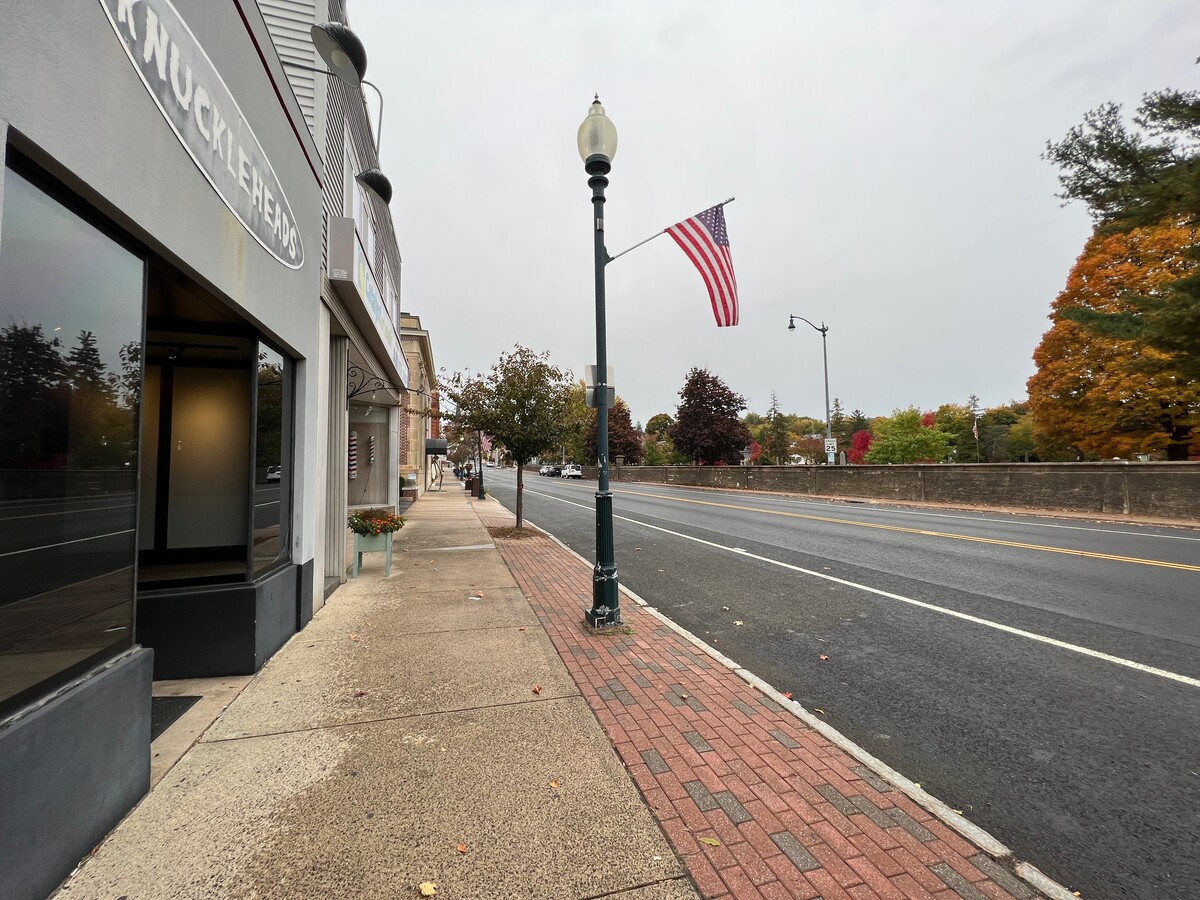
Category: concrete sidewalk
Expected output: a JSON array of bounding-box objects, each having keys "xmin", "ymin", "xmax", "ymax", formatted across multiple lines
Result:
[
  {"xmin": 55, "ymin": 487, "xmax": 695, "ymax": 900},
  {"xmin": 55, "ymin": 485, "xmax": 1066, "ymax": 900}
]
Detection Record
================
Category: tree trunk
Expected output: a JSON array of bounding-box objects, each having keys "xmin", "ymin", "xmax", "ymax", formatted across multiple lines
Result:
[{"xmin": 515, "ymin": 461, "xmax": 524, "ymax": 527}]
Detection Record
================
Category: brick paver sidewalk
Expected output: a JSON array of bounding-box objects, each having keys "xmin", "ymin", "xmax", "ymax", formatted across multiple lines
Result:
[{"xmin": 478, "ymin": 502, "xmax": 1041, "ymax": 900}]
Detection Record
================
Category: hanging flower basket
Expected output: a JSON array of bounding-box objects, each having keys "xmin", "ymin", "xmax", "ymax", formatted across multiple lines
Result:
[{"xmin": 347, "ymin": 508, "xmax": 405, "ymax": 536}]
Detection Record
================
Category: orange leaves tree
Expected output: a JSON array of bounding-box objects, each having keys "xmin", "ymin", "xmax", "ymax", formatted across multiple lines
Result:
[{"xmin": 1027, "ymin": 221, "xmax": 1200, "ymax": 460}]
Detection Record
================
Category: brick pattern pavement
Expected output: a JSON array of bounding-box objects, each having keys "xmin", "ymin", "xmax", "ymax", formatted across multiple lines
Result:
[{"xmin": 478, "ymin": 503, "xmax": 1036, "ymax": 900}]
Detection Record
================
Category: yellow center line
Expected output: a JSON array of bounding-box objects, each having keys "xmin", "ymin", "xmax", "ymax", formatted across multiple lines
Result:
[{"xmin": 615, "ymin": 488, "xmax": 1200, "ymax": 573}]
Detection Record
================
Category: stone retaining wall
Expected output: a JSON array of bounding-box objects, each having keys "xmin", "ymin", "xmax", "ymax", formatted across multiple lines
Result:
[{"xmin": 562, "ymin": 462, "xmax": 1200, "ymax": 522}]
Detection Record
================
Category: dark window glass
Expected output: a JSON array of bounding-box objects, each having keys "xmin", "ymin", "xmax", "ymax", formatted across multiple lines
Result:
[
  {"xmin": 0, "ymin": 166, "xmax": 143, "ymax": 717},
  {"xmin": 253, "ymin": 344, "xmax": 291, "ymax": 575}
]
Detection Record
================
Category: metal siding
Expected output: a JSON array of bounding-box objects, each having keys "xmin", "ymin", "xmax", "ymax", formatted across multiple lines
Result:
[{"xmin": 259, "ymin": 0, "xmax": 318, "ymax": 132}]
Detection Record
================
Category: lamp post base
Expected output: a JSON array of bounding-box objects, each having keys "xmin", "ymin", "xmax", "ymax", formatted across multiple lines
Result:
[
  {"xmin": 585, "ymin": 570, "xmax": 621, "ymax": 627},
  {"xmin": 585, "ymin": 489, "xmax": 620, "ymax": 627}
]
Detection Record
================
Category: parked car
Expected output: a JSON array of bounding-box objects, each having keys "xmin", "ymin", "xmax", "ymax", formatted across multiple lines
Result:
[
  {"xmin": 538, "ymin": 464, "xmax": 554, "ymax": 476},
  {"xmin": 561, "ymin": 464, "xmax": 582, "ymax": 479},
  {"xmin": 265, "ymin": 465, "xmax": 281, "ymax": 483}
]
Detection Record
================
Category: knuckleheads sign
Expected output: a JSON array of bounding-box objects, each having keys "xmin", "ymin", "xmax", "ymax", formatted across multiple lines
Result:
[{"xmin": 100, "ymin": 0, "xmax": 304, "ymax": 268}]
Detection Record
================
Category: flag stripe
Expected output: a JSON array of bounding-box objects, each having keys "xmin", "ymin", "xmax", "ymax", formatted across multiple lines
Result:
[
  {"xmin": 676, "ymin": 219, "xmax": 735, "ymax": 325},
  {"xmin": 666, "ymin": 206, "xmax": 739, "ymax": 327},
  {"xmin": 668, "ymin": 223, "xmax": 733, "ymax": 325}
]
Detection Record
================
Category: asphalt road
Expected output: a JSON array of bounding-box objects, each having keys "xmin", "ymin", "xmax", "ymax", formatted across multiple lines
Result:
[{"xmin": 483, "ymin": 467, "xmax": 1200, "ymax": 900}]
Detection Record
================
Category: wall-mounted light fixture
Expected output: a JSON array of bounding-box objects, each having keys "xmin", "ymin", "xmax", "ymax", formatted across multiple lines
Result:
[{"xmin": 283, "ymin": 21, "xmax": 393, "ymax": 205}]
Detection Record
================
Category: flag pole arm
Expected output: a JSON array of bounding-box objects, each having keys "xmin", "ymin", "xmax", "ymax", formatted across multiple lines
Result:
[
  {"xmin": 606, "ymin": 229, "xmax": 665, "ymax": 264},
  {"xmin": 606, "ymin": 197, "xmax": 736, "ymax": 265}
]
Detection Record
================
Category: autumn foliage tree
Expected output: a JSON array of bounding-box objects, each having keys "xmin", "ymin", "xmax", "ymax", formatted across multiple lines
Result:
[
  {"xmin": 1027, "ymin": 221, "xmax": 1200, "ymax": 460},
  {"xmin": 846, "ymin": 429, "xmax": 874, "ymax": 464},
  {"xmin": 669, "ymin": 368, "xmax": 752, "ymax": 465},
  {"xmin": 1045, "ymin": 89, "xmax": 1200, "ymax": 379},
  {"xmin": 585, "ymin": 398, "xmax": 643, "ymax": 465}
]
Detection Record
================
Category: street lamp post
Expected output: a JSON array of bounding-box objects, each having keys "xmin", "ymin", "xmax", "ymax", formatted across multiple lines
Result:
[
  {"xmin": 578, "ymin": 96, "xmax": 620, "ymax": 627},
  {"xmin": 788, "ymin": 315, "xmax": 834, "ymax": 464}
]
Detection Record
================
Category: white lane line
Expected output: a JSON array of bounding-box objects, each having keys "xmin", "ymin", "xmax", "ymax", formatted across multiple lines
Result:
[
  {"xmin": 525, "ymin": 487, "xmax": 1200, "ymax": 689},
  {"xmin": 621, "ymin": 486, "xmax": 1200, "ymax": 542},
  {"xmin": 0, "ymin": 529, "xmax": 136, "ymax": 557}
]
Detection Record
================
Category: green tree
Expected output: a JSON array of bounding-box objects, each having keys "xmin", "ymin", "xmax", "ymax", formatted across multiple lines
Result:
[
  {"xmin": 847, "ymin": 409, "xmax": 871, "ymax": 437},
  {"xmin": 763, "ymin": 392, "xmax": 792, "ymax": 464},
  {"xmin": 864, "ymin": 408, "xmax": 952, "ymax": 464},
  {"xmin": 645, "ymin": 413, "xmax": 674, "ymax": 440},
  {"xmin": 669, "ymin": 368, "xmax": 751, "ymax": 465},
  {"xmin": 829, "ymin": 397, "xmax": 847, "ymax": 446},
  {"xmin": 1045, "ymin": 88, "xmax": 1200, "ymax": 380},
  {"xmin": 441, "ymin": 346, "xmax": 572, "ymax": 526},
  {"xmin": 558, "ymin": 379, "xmax": 590, "ymax": 463}
]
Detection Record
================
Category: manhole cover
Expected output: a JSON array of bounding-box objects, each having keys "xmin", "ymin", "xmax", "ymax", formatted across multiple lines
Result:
[{"xmin": 150, "ymin": 695, "xmax": 201, "ymax": 742}]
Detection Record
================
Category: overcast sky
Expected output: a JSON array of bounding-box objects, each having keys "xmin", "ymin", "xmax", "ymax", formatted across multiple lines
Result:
[{"xmin": 349, "ymin": 0, "xmax": 1195, "ymax": 428}]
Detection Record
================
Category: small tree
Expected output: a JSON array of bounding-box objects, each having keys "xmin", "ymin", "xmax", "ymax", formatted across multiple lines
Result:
[
  {"xmin": 669, "ymin": 368, "xmax": 752, "ymax": 465},
  {"xmin": 645, "ymin": 413, "xmax": 674, "ymax": 441},
  {"xmin": 763, "ymin": 392, "xmax": 792, "ymax": 465},
  {"xmin": 442, "ymin": 346, "xmax": 571, "ymax": 527},
  {"xmin": 846, "ymin": 429, "xmax": 874, "ymax": 464}
]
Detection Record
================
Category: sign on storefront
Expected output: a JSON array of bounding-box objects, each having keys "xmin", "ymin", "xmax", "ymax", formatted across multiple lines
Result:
[{"xmin": 100, "ymin": 0, "xmax": 305, "ymax": 268}]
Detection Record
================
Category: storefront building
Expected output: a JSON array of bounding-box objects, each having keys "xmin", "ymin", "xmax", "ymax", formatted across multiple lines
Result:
[
  {"xmin": 261, "ymin": 0, "xmax": 412, "ymax": 603},
  {"xmin": 0, "ymin": 2, "xmax": 322, "ymax": 898},
  {"xmin": 401, "ymin": 313, "xmax": 438, "ymax": 497}
]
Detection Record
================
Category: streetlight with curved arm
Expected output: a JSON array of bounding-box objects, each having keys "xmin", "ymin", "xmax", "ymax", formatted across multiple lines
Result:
[
  {"xmin": 787, "ymin": 315, "xmax": 835, "ymax": 465},
  {"xmin": 578, "ymin": 96, "xmax": 620, "ymax": 627}
]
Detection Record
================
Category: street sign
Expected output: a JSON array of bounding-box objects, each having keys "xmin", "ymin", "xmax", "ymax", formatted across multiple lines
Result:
[
  {"xmin": 584, "ymin": 364, "xmax": 614, "ymax": 387},
  {"xmin": 824, "ymin": 438, "xmax": 838, "ymax": 454},
  {"xmin": 586, "ymin": 385, "xmax": 616, "ymax": 408}
]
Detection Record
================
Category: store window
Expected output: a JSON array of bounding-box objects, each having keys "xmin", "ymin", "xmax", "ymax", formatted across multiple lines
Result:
[
  {"xmin": 138, "ymin": 277, "xmax": 296, "ymax": 587},
  {"xmin": 0, "ymin": 162, "xmax": 144, "ymax": 717},
  {"xmin": 253, "ymin": 344, "xmax": 292, "ymax": 575},
  {"xmin": 348, "ymin": 403, "xmax": 389, "ymax": 507}
]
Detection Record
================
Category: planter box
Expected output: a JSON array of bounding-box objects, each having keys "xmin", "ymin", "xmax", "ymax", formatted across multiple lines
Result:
[{"xmin": 352, "ymin": 531, "xmax": 393, "ymax": 578}]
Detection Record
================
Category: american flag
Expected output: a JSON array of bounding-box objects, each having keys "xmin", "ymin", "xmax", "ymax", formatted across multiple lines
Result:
[{"xmin": 666, "ymin": 204, "xmax": 739, "ymax": 327}]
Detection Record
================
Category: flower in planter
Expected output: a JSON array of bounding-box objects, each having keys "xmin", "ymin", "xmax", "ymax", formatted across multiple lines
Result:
[{"xmin": 347, "ymin": 508, "xmax": 405, "ymax": 536}]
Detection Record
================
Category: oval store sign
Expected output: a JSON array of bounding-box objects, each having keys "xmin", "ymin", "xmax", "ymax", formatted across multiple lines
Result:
[{"xmin": 100, "ymin": 0, "xmax": 304, "ymax": 268}]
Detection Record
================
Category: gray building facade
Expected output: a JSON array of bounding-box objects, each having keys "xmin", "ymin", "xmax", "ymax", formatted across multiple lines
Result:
[{"xmin": 0, "ymin": 2, "xmax": 323, "ymax": 897}]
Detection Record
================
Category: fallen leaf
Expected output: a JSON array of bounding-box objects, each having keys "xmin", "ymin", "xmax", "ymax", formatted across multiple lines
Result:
[
  {"xmin": 467, "ymin": 595, "xmax": 483, "ymax": 601},
  {"xmin": 783, "ymin": 691, "xmax": 793, "ymax": 699},
  {"xmin": 699, "ymin": 837, "xmax": 721, "ymax": 847},
  {"xmin": 419, "ymin": 883, "xmax": 438, "ymax": 897},
  {"xmin": 349, "ymin": 633, "xmax": 359, "ymax": 641},
  {"xmin": 734, "ymin": 620, "xmax": 744, "ymax": 626},
  {"xmin": 456, "ymin": 844, "xmax": 468, "ymax": 854},
  {"xmin": 722, "ymin": 606, "xmax": 730, "ymax": 611},
  {"xmin": 532, "ymin": 685, "xmax": 543, "ymax": 695},
  {"xmin": 549, "ymin": 780, "xmax": 560, "ymax": 789},
  {"xmin": 679, "ymin": 694, "xmax": 689, "ymax": 700},
  {"xmin": 635, "ymin": 547, "xmax": 642, "ymax": 551},
  {"xmin": 518, "ymin": 627, "xmax": 527, "ymax": 632},
  {"xmin": 954, "ymin": 809, "xmax": 963, "ymax": 815},
  {"xmin": 814, "ymin": 708, "xmax": 825, "ymax": 715},
  {"xmin": 353, "ymin": 690, "xmax": 367, "ymax": 698},
  {"xmin": 819, "ymin": 654, "xmax": 829, "ymax": 661}
]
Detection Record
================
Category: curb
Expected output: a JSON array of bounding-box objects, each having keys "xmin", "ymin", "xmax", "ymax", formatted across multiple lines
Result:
[{"xmin": 502, "ymin": 507, "xmax": 1077, "ymax": 900}]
